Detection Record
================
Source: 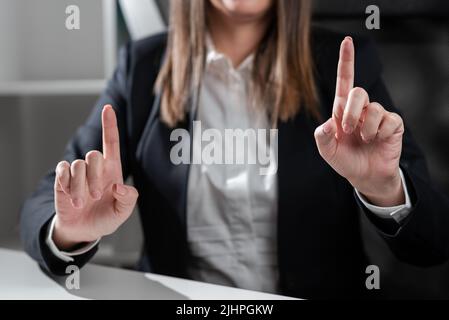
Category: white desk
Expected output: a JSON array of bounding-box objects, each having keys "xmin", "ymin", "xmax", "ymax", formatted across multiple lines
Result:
[{"xmin": 0, "ymin": 249, "xmax": 297, "ymax": 300}]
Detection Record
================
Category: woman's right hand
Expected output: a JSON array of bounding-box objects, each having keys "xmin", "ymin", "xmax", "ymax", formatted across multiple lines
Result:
[{"xmin": 52, "ymin": 105, "xmax": 139, "ymax": 250}]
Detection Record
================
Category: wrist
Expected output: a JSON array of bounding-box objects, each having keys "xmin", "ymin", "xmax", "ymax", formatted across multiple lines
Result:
[
  {"xmin": 353, "ymin": 171, "xmax": 405, "ymax": 207},
  {"xmin": 52, "ymin": 216, "xmax": 95, "ymax": 251}
]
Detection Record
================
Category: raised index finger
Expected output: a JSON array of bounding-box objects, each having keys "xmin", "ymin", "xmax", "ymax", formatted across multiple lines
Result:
[
  {"xmin": 102, "ymin": 105, "xmax": 121, "ymax": 161},
  {"xmin": 335, "ymin": 36, "xmax": 355, "ymax": 100}
]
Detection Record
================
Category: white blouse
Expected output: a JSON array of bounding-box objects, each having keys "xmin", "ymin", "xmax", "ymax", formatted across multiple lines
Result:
[{"xmin": 186, "ymin": 38, "xmax": 279, "ymax": 293}]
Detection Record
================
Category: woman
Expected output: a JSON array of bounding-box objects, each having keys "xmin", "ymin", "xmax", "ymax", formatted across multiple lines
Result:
[{"xmin": 21, "ymin": 0, "xmax": 449, "ymax": 299}]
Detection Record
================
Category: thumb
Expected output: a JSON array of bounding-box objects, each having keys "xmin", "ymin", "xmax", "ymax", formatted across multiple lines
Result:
[
  {"xmin": 112, "ymin": 183, "xmax": 139, "ymax": 218},
  {"xmin": 314, "ymin": 117, "xmax": 338, "ymax": 161}
]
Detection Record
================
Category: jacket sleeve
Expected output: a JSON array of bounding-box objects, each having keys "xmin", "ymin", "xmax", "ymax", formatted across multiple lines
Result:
[
  {"xmin": 355, "ymin": 40, "xmax": 449, "ymax": 267},
  {"xmin": 20, "ymin": 43, "xmax": 132, "ymax": 276}
]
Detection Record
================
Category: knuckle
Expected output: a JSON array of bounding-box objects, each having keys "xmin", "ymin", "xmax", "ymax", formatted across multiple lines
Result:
[
  {"xmin": 369, "ymin": 102, "xmax": 384, "ymax": 116},
  {"xmin": 130, "ymin": 187, "xmax": 139, "ymax": 199},
  {"xmin": 72, "ymin": 159, "xmax": 86, "ymax": 168},
  {"xmin": 57, "ymin": 160, "xmax": 69, "ymax": 168},
  {"xmin": 385, "ymin": 112, "xmax": 402, "ymax": 126},
  {"xmin": 56, "ymin": 161, "xmax": 69, "ymax": 174},
  {"xmin": 71, "ymin": 160, "xmax": 87, "ymax": 180},
  {"xmin": 314, "ymin": 127, "xmax": 322, "ymax": 139},
  {"xmin": 86, "ymin": 150, "xmax": 103, "ymax": 160},
  {"xmin": 390, "ymin": 112, "xmax": 402, "ymax": 123},
  {"xmin": 350, "ymin": 87, "xmax": 368, "ymax": 99}
]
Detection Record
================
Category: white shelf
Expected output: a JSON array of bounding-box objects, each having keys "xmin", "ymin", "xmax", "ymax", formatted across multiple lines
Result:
[
  {"xmin": 0, "ymin": 80, "xmax": 107, "ymax": 96},
  {"xmin": 118, "ymin": 0, "xmax": 166, "ymax": 40},
  {"xmin": 0, "ymin": 0, "xmax": 117, "ymax": 96}
]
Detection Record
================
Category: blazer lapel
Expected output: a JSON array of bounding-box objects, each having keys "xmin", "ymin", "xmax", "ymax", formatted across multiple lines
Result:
[
  {"xmin": 276, "ymin": 107, "xmax": 332, "ymax": 258},
  {"xmin": 136, "ymin": 92, "xmax": 193, "ymax": 227}
]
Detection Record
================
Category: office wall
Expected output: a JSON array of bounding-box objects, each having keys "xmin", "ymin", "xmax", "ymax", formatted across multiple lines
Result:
[
  {"xmin": 0, "ymin": 98, "xmax": 23, "ymax": 246},
  {"xmin": 3, "ymin": 0, "xmax": 105, "ymax": 82},
  {"xmin": 0, "ymin": 1, "xmax": 20, "ymax": 81}
]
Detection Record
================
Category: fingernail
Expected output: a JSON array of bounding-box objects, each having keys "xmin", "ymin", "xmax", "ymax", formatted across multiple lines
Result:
[
  {"xmin": 114, "ymin": 184, "xmax": 127, "ymax": 196},
  {"xmin": 345, "ymin": 36, "xmax": 353, "ymax": 42},
  {"xmin": 72, "ymin": 198, "xmax": 83, "ymax": 209},
  {"xmin": 343, "ymin": 123, "xmax": 353, "ymax": 134},
  {"xmin": 91, "ymin": 190, "xmax": 102, "ymax": 200}
]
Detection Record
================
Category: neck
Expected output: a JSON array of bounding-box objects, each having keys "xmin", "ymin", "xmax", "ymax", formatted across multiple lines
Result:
[{"xmin": 207, "ymin": 8, "xmax": 270, "ymax": 67}]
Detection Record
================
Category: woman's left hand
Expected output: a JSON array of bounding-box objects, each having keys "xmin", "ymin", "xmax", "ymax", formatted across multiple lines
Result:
[{"xmin": 314, "ymin": 37, "xmax": 405, "ymax": 207}]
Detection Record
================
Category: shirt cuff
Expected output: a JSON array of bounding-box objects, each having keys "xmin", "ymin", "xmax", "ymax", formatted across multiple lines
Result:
[
  {"xmin": 355, "ymin": 168, "xmax": 412, "ymax": 223},
  {"xmin": 45, "ymin": 216, "xmax": 100, "ymax": 263}
]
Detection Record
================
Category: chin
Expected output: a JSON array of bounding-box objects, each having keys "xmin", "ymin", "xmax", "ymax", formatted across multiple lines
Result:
[{"xmin": 215, "ymin": 0, "xmax": 273, "ymax": 21}]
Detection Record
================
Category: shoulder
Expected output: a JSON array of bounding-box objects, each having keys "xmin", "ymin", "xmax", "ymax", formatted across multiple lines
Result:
[
  {"xmin": 311, "ymin": 26, "xmax": 383, "ymax": 91},
  {"xmin": 118, "ymin": 32, "xmax": 168, "ymax": 76},
  {"xmin": 112, "ymin": 33, "xmax": 168, "ymax": 142},
  {"xmin": 129, "ymin": 32, "xmax": 168, "ymax": 62}
]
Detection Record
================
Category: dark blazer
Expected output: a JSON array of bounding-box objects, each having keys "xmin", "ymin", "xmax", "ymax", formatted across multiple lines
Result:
[{"xmin": 20, "ymin": 27, "xmax": 449, "ymax": 299}]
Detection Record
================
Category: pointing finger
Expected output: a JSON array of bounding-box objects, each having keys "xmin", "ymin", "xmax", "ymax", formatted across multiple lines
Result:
[
  {"xmin": 102, "ymin": 105, "xmax": 121, "ymax": 161},
  {"xmin": 335, "ymin": 37, "xmax": 355, "ymax": 100},
  {"xmin": 333, "ymin": 37, "xmax": 355, "ymax": 138}
]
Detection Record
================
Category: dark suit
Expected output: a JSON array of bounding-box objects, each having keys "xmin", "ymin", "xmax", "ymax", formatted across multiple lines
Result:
[{"xmin": 20, "ymin": 28, "xmax": 449, "ymax": 299}]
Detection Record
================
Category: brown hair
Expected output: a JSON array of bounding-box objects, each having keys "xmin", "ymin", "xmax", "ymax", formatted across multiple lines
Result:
[{"xmin": 155, "ymin": 0, "xmax": 319, "ymax": 127}]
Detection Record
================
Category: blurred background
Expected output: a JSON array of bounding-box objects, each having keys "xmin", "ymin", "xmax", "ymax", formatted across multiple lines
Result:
[{"xmin": 0, "ymin": 0, "xmax": 447, "ymax": 298}]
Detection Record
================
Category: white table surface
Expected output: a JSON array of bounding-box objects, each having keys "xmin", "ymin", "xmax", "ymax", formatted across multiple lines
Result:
[{"xmin": 0, "ymin": 248, "xmax": 297, "ymax": 300}]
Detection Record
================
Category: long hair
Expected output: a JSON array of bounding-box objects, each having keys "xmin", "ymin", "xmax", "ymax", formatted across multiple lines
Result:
[{"xmin": 155, "ymin": 0, "xmax": 319, "ymax": 127}]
